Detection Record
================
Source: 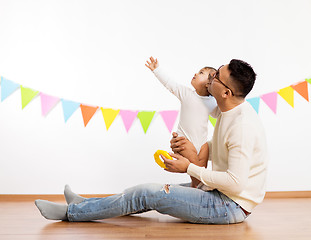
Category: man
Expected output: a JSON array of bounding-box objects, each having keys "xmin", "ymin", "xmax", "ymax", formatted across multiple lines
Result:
[
  {"xmin": 166, "ymin": 60, "xmax": 268, "ymax": 217},
  {"xmin": 35, "ymin": 59, "xmax": 268, "ymax": 224}
]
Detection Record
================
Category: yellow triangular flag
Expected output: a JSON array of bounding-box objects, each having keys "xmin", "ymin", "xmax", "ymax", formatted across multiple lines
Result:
[
  {"xmin": 101, "ymin": 108, "xmax": 120, "ymax": 130},
  {"xmin": 277, "ymin": 86, "xmax": 294, "ymax": 108}
]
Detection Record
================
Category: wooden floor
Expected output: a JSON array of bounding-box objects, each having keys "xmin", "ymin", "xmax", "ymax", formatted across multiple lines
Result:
[{"xmin": 0, "ymin": 197, "xmax": 311, "ymax": 240}]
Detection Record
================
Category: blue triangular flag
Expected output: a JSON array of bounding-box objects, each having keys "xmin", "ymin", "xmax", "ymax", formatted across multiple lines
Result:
[
  {"xmin": 1, "ymin": 77, "xmax": 20, "ymax": 102},
  {"xmin": 247, "ymin": 97, "xmax": 260, "ymax": 113},
  {"xmin": 61, "ymin": 99, "xmax": 80, "ymax": 122}
]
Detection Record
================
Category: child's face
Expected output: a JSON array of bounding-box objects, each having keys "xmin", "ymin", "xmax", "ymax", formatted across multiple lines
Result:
[{"xmin": 191, "ymin": 68, "xmax": 215, "ymax": 95}]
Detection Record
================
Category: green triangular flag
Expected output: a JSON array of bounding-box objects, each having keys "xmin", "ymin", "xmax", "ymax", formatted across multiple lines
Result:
[
  {"xmin": 209, "ymin": 115, "xmax": 217, "ymax": 127},
  {"xmin": 21, "ymin": 86, "xmax": 39, "ymax": 109},
  {"xmin": 306, "ymin": 78, "xmax": 311, "ymax": 84},
  {"xmin": 137, "ymin": 111, "xmax": 156, "ymax": 133}
]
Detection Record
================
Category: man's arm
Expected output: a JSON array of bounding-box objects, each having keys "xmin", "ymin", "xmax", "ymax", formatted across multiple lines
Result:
[
  {"xmin": 167, "ymin": 127, "xmax": 250, "ymax": 194},
  {"xmin": 187, "ymin": 123, "xmax": 256, "ymax": 194}
]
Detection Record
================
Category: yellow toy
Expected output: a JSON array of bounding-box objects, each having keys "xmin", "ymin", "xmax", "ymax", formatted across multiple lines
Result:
[{"xmin": 154, "ymin": 150, "xmax": 172, "ymax": 169}]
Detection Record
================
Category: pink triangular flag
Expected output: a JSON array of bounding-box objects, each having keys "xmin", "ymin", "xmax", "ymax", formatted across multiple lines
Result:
[
  {"xmin": 40, "ymin": 93, "xmax": 60, "ymax": 116},
  {"xmin": 260, "ymin": 92, "xmax": 278, "ymax": 114},
  {"xmin": 119, "ymin": 110, "xmax": 138, "ymax": 132},
  {"xmin": 159, "ymin": 110, "xmax": 179, "ymax": 133}
]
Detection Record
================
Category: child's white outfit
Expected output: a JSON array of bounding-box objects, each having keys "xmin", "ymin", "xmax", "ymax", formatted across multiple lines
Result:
[{"xmin": 153, "ymin": 66, "xmax": 220, "ymax": 153}]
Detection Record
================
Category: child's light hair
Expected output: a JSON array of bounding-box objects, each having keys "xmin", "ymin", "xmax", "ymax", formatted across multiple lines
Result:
[{"xmin": 203, "ymin": 66, "xmax": 216, "ymax": 72}]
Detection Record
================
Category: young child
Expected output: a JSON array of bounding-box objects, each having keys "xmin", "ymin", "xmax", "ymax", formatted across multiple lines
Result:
[{"xmin": 145, "ymin": 57, "xmax": 220, "ymax": 187}]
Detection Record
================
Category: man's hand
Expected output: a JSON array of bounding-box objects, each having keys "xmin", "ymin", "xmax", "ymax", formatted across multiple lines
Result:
[
  {"xmin": 145, "ymin": 56, "xmax": 159, "ymax": 71},
  {"xmin": 162, "ymin": 152, "xmax": 190, "ymax": 173},
  {"xmin": 170, "ymin": 132, "xmax": 206, "ymax": 188},
  {"xmin": 170, "ymin": 132, "xmax": 198, "ymax": 162},
  {"xmin": 170, "ymin": 132, "xmax": 187, "ymax": 153}
]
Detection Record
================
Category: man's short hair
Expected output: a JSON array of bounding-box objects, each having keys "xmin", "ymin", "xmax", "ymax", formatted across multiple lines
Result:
[{"xmin": 228, "ymin": 59, "xmax": 256, "ymax": 98}]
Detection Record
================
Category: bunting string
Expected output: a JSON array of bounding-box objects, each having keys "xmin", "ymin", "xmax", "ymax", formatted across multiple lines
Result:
[{"xmin": 0, "ymin": 76, "xmax": 310, "ymax": 133}]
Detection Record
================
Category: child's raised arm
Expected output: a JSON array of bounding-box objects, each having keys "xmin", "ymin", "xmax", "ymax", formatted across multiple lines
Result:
[{"xmin": 146, "ymin": 56, "xmax": 189, "ymax": 101}]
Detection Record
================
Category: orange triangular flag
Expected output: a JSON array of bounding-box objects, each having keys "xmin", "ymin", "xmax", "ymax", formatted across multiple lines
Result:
[
  {"xmin": 277, "ymin": 86, "xmax": 294, "ymax": 108},
  {"xmin": 80, "ymin": 104, "xmax": 99, "ymax": 127},
  {"xmin": 291, "ymin": 81, "xmax": 309, "ymax": 102}
]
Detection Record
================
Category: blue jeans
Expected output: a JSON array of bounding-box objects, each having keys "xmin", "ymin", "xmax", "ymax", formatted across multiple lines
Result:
[{"xmin": 67, "ymin": 183, "xmax": 248, "ymax": 224}]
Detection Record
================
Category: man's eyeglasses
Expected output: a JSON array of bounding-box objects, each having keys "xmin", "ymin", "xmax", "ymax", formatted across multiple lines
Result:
[{"xmin": 208, "ymin": 65, "xmax": 236, "ymax": 96}]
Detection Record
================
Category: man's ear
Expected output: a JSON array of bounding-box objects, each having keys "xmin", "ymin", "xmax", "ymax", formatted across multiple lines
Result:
[{"xmin": 222, "ymin": 89, "xmax": 230, "ymax": 99}]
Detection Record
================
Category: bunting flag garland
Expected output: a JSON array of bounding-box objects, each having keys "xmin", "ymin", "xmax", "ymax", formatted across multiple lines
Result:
[
  {"xmin": 61, "ymin": 99, "xmax": 80, "ymax": 123},
  {"xmin": 0, "ymin": 75, "xmax": 310, "ymax": 133},
  {"xmin": 119, "ymin": 110, "xmax": 138, "ymax": 132},
  {"xmin": 1, "ymin": 77, "xmax": 20, "ymax": 102},
  {"xmin": 137, "ymin": 111, "xmax": 156, "ymax": 133},
  {"xmin": 101, "ymin": 108, "xmax": 120, "ymax": 130},
  {"xmin": 21, "ymin": 86, "xmax": 39, "ymax": 109},
  {"xmin": 159, "ymin": 110, "xmax": 179, "ymax": 133},
  {"xmin": 40, "ymin": 93, "xmax": 60, "ymax": 116},
  {"xmin": 80, "ymin": 104, "xmax": 99, "ymax": 127}
]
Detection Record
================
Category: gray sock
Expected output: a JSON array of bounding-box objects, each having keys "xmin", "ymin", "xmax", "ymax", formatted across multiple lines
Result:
[
  {"xmin": 35, "ymin": 200, "xmax": 68, "ymax": 221},
  {"xmin": 64, "ymin": 184, "xmax": 85, "ymax": 204}
]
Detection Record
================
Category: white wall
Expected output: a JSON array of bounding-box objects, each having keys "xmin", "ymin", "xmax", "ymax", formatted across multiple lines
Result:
[{"xmin": 0, "ymin": 0, "xmax": 310, "ymax": 194}]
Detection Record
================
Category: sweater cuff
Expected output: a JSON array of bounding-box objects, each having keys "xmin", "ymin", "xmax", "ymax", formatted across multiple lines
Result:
[
  {"xmin": 152, "ymin": 66, "xmax": 160, "ymax": 75},
  {"xmin": 187, "ymin": 163, "xmax": 203, "ymax": 181}
]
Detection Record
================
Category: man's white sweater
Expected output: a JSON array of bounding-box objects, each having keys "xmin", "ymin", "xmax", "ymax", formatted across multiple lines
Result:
[{"xmin": 187, "ymin": 101, "xmax": 268, "ymax": 212}]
